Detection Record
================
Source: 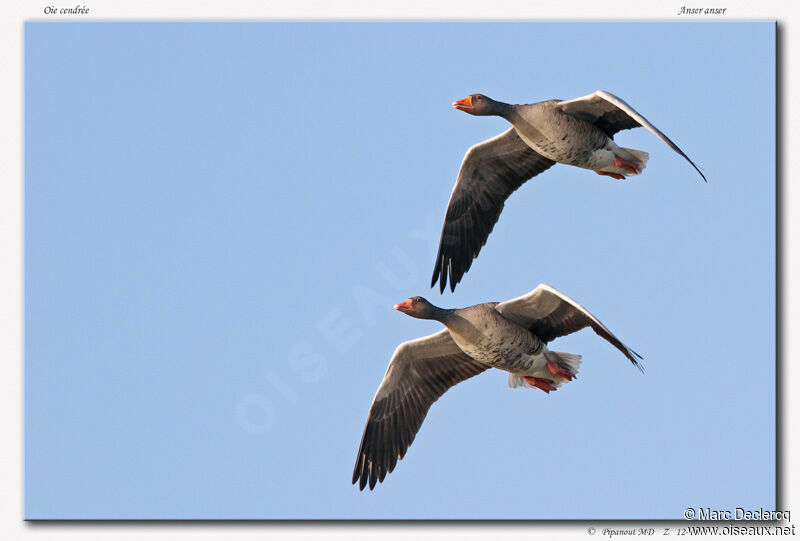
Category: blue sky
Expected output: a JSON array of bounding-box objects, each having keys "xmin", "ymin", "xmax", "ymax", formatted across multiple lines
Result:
[{"xmin": 25, "ymin": 22, "xmax": 775, "ymax": 519}]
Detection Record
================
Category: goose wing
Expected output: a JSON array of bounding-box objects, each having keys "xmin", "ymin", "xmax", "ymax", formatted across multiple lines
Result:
[
  {"xmin": 352, "ymin": 329, "xmax": 489, "ymax": 490},
  {"xmin": 558, "ymin": 90, "xmax": 706, "ymax": 181},
  {"xmin": 431, "ymin": 128, "xmax": 556, "ymax": 293},
  {"xmin": 495, "ymin": 283, "xmax": 643, "ymax": 370}
]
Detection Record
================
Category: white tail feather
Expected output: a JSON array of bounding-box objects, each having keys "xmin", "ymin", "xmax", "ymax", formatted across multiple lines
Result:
[
  {"xmin": 508, "ymin": 374, "xmax": 530, "ymax": 388},
  {"xmin": 548, "ymin": 351, "xmax": 582, "ymax": 375},
  {"xmin": 507, "ymin": 351, "xmax": 582, "ymax": 389}
]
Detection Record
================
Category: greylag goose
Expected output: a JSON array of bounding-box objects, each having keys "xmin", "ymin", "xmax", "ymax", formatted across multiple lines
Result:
[
  {"xmin": 431, "ymin": 90, "xmax": 706, "ymax": 293},
  {"xmin": 352, "ymin": 283, "xmax": 642, "ymax": 490}
]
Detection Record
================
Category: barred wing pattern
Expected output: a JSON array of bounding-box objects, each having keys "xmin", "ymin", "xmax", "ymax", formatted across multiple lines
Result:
[
  {"xmin": 495, "ymin": 283, "xmax": 643, "ymax": 370},
  {"xmin": 352, "ymin": 329, "xmax": 489, "ymax": 490},
  {"xmin": 558, "ymin": 90, "xmax": 706, "ymax": 181},
  {"xmin": 430, "ymin": 128, "xmax": 556, "ymax": 293}
]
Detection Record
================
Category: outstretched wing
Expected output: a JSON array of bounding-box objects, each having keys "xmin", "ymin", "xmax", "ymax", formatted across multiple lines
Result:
[
  {"xmin": 431, "ymin": 128, "xmax": 556, "ymax": 293},
  {"xmin": 352, "ymin": 329, "xmax": 489, "ymax": 490},
  {"xmin": 495, "ymin": 283, "xmax": 643, "ymax": 370},
  {"xmin": 558, "ymin": 90, "xmax": 706, "ymax": 182}
]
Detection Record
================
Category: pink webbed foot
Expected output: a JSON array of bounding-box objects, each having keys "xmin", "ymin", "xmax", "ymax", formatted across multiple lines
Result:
[
  {"xmin": 545, "ymin": 357, "xmax": 576, "ymax": 382},
  {"xmin": 613, "ymin": 156, "xmax": 640, "ymax": 175},
  {"xmin": 594, "ymin": 170, "xmax": 626, "ymax": 180},
  {"xmin": 522, "ymin": 376, "xmax": 557, "ymax": 393}
]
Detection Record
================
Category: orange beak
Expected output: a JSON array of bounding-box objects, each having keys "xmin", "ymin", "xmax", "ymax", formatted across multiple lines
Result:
[
  {"xmin": 393, "ymin": 299, "xmax": 414, "ymax": 313},
  {"xmin": 452, "ymin": 96, "xmax": 473, "ymax": 111}
]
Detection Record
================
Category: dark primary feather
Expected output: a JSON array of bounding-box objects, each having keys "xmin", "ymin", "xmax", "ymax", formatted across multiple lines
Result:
[
  {"xmin": 430, "ymin": 128, "xmax": 556, "ymax": 293},
  {"xmin": 495, "ymin": 284, "xmax": 643, "ymax": 370},
  {"xmin": 558, "ymin": 90, "xmax": 706, "ymax": 182},
  {"xmin": 352, "ymin": 330, "xmax": 488, "ymax": 490},
  {"xmin": 575, "ymin": 105, "xmax": 641, "ymax": 138}
]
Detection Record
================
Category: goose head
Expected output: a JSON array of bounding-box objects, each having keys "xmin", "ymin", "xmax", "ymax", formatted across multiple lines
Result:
[
  {"xmin": 393, "ymin": 296, "xmax": 439, "ymax": 320},
  {"xmin": 452, "ymin": 93, "xmax": 507, "ymax": 116}
]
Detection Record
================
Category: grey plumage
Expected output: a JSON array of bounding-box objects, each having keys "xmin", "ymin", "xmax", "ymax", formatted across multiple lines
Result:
[
  {"xmin": 430, "ymin": 128, "xmax": 555, "ymax": 294},
  {"xmin": 431, "ymin": 90, "xmax": 706, "ymax": 293},
  {"xmin": 558, "ymin": 91, "xmax": 706, "ymax": 180},
  {"xmin": 495, "ymin": 283, "xmax": 643, "ymax": 370},
  {"xmin": 351, "ymin": 329, "xmax": 488, "ymax": 490},
  {"xmin": 352, "ymin": 284, "xmax": 642, "ymax": 490}
]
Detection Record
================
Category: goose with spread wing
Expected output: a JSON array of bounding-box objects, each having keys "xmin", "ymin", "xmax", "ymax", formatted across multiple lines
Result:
[
  {"xmin": 431, "ymin": 90, "xmax": 706, "ymax": 293},
  {"xmin": 352, "ymin": 283, "xmax": 642, "ymax": 490}
]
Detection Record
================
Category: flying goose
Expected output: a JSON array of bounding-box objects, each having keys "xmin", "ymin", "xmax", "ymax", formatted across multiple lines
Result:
[
  {"xmin": 352, "ymin": 283, "xmax": 642, "ymax": 490},
  {"xmin": 431, "ymin": 90, "xmax": 706, "ymax": 293}
]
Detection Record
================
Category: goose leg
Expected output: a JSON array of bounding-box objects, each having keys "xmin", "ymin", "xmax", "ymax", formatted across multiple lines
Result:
[
  {"xmin": 594, "ymin": 170, "xmax": 626, "ymax": 180},
  {"xmin": 544, "ymin": 353, "xmax": 577, "ymax": 382},
  {"xmin": 522, "ymin": 376, "xmax": 557, "ymax": 393},
  {"xmin": 613, "ymin": 156, "xmax": 640, "ymax": 174}
]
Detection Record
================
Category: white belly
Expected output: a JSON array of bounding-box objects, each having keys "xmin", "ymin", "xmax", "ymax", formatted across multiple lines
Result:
[
  {"xmin": 508, "ymin": 348, "xmax": 549, "ymax": 376},
  {"xmin": 587, "ymin": 140, "xmax": 623, "ymax": 170}
]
